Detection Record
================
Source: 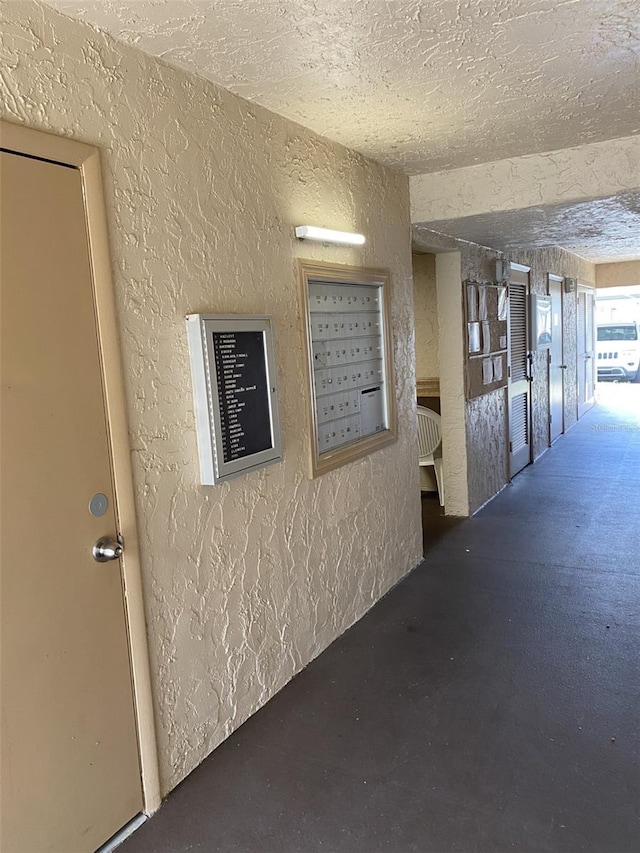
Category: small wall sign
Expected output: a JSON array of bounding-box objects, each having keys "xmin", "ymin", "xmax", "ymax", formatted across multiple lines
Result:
[
  {"xmin": 530, "ymin": 294, "xmax": 553, "ymax": 350},
  {"xmin": 186, "ymin": 314, "xmax": 282, "ymax": 484}
]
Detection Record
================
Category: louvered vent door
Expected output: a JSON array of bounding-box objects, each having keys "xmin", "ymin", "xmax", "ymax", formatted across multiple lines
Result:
[{"xmin": 507, "ymin": 269, "xmax": 532, "ymax": 476}]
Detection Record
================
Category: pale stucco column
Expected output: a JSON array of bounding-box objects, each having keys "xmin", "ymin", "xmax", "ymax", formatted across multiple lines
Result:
[{"xmin": 436, "ymin": 252, "xmax": 469, "ymax": 516}]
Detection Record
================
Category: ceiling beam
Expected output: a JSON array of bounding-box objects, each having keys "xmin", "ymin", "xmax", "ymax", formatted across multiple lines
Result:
[{"xmin": 410, "ymin": 136, "xmax": 640, "ymax": 225}]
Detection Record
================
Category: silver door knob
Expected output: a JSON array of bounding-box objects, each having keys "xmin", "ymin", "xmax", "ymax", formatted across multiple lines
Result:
[{"xmin": 93, "ymin": 536, "xmax": 123, "ymax": 562}]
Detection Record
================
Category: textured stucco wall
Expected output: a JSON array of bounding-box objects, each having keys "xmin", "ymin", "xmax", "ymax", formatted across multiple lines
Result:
[
  {"xmin": 460, "ymin": 246, "xmax": 509, "ymax": 512},
  {"xmin": 466, "ymin": 389, "xmax": 508, "ymax": 510},
  {"xmin": 596, "ymin": 261, "xmax": 640, "ymax": 288},
  {"xmin": 412, "ymin": 253, "xmax": 439, "ymax": 379},
  {"xmin": 2, "ymin": 0, "xmax": 423, "ymax": 794}
]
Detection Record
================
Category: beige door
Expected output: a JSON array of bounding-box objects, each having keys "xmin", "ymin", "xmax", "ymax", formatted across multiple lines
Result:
[
  {"xmin": 548, "ymin": 275, "xmax": 564, "ymax": 443},
  {"xmin": 1, "ymin": 151, "xmax": 143, "ymax": 851},
  {"xmin": 507, "ymin": 265, "xmax": 532, "ymax": 477},
  {"xmin": 577, "ymin": 286, "xmax": 596, "ymax": 419}
]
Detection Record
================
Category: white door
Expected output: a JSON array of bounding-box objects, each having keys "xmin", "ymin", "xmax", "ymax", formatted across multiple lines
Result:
[
  {"xmin": 548, "ymin": 275, "xmax": 564, "ymax": 443},
  {"xmin": 577, "ymin": 286, "xmax": 596, "ymax": 419},
  {"xmin": 507, "ymin": 265, "xmax": 532, "ymax": 477},
  {"xmin": 1, "ymin": 150, "xmax": 143, "ymax": 851}
]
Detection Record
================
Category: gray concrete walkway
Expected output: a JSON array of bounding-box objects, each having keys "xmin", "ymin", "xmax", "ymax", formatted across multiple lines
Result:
[{"xmin": 121, "ymin": 385, "xmax": 640, "ymax": 853}]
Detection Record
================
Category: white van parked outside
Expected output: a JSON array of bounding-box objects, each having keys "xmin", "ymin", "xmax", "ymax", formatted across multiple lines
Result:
[{"xmin": 596, "ymin": 322, "xmax": 640, "ymax": 382}]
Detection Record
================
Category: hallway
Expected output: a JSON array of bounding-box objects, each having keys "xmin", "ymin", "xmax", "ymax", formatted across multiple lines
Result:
[{"xmin": 121, "ymin": 391, "xmax": 640, "ymax": 853}]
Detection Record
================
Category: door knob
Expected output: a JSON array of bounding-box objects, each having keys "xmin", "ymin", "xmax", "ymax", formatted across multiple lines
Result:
[
  {"xmin": 93, "ymin": 535, "xmax": 123, "ymax": 562},
  {"xmin": 560, "ymin": 364, "xmax": 568, "ymax": 369}
]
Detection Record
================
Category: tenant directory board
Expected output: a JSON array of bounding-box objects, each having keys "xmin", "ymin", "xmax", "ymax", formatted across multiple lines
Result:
[
  {"xmin": 186, "ymin": 314, "xmax": 282, "ymax": 484},
  {"xmin": 299, "ymin": 262, "xmax": 397, "ymax": 478}
]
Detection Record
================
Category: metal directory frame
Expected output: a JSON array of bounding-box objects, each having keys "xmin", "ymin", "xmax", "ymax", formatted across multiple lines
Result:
[{"xmin": 186, "ymin": 313, "xmax": 282, "ymax": 484}]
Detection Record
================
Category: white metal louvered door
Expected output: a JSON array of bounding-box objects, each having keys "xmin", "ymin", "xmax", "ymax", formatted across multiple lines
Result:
[{"xmin": 507, "ymin": 266, "xmax": 532, "ymax": 477}]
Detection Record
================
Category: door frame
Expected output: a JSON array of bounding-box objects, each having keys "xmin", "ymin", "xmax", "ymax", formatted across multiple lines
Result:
[
  {"xmin": 576, "ymin": 282, "xmax": 596, "ymax": 420},
  {"xmin": 507, "ymin": 262, "xmax": 532, "ymax": 479},
  {"xmin": 1, "ymin": 120, "xmax": 161, "ymax": 815},
  {"xmin": 548, "ymin": 273, "xmax": 565, "ymax": 443}
]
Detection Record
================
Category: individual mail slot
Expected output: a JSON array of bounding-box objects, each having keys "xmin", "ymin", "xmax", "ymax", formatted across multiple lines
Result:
[
  {"xmin": 317, "ymin": 395, "xmax": 338, "ymax": 424},
  {"xmin": 346, "ymin": 288, "xmax": 380, "ymax": 311},
  {"xmin": 343, "ymin": 361, "xmax": 384, "ymax": 388},
  {"xmin": 344, "ymin": 316, "xmax": 365, "ymax": 335},
  {"xmin": 334, "ymin": 414, "xmax": 361, "ymax": 447},
  {"xmin": 355, "ymin": 314, "xmax": 380, "ymax": 335},
  {"xmin": 310, "ymin": 313, "xmax": 347, "ymax": 341},
  {"xmin": 314, "ymin": 365, "xmax": 345, "ymax": 393},
  {"xmin": 309, "ymin": 282, "xmax": 380, "ymax": 313},
  {"xmin": 316, "ymin": 389, "xmax": 361, "ymax": 424},
  {"xmin": 342, "ymin": 313, "xmax": 381, "ymax": 336},
  {"xmin": 310, "ymin": 314, "xmax": 334, "ymax": 341},
  {"xmin": 312, "ymin": 340, "xmax": 329, "ymax": 368},
  {"xmin": 309, "ymin": 283, "xmax": 348, "ymax": 313},
  {"xmin": 317, "ymin": 421, "xmax": 337, "ymax": 451},
  {"xmin": 317, "ymin": 414, "xmax": 361, "ymax": 452},
  {"xmin": 359, "ymin": 385, "xmax": 386, "ymax": 437},
  {"xmin": 309, "ymin": 289, "xmax": 329, "ymax": 311},
  {"xmin": 360, "ymin": 362, "xmax": 384, "ymax": 385},
  {"xmin": 344, "ymin": 336, "xmax": 382, "ymax": 362},
  {"xmin": 322, "ymin": 342, "xmax": 350, "ymax": 367},
  {"xmin": 336, "ymin": 389, "xmax": 360, "ymax": 418},
  {"xmin": 346, "ymin": 336, "xmax": 383, "ymax": 364},
  {"xmin": 317, "ymin": 421, "xmax": 342, "ymax": 451},
  {"xmin": 309, "ymin": 284, "xmax": 341, "ymax": 312},
  {"xmin": 310, "ymin": 315, "xmax": 331, "ymax": 340}
]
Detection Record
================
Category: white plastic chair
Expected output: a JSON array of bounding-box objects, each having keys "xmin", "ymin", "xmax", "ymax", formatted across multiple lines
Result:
[{"xmin": 417, "ymin": 406, "xmax": 444, "ymax": 507}]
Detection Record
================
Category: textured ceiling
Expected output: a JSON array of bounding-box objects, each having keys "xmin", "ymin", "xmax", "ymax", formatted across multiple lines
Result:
[
  {"xmin": 413, "ymin": 194, "xmax": 640, "ymax": 264},
  {"xmin": 44, "ymin": 0, "xmax": 640, "ymax": 261},
  {"xmin": 45, "ymin": 0, "xmax": 640, "ymax": 174}
]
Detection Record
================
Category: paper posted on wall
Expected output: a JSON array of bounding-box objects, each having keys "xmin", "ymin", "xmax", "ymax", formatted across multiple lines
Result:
[
  {"xmin": 482, "ymin": 321, "xmax": 491, "ymax": 353},
  {"xmin": 467, "ymin": 284, "xmax": 478, "ymax": 322},
  {"xmin": 478, "ymin": 287, "xmax": 488, "ymax": 321},
  {"xmin": 492, "ymin": 355, "xmax": 503, "ymax": 381},
  {"xmin": 497, "ymin": 287, "xmax": 508, "ymax": 321},
  {"xmin": 468, "ymin": 322, "xmax": 481, "ymax": 353}
]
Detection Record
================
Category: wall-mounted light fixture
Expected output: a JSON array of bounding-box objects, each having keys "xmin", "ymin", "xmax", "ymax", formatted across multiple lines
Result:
[{"xmin": 294, "ymin": 225, "xmax": 365, "ymax": 246}]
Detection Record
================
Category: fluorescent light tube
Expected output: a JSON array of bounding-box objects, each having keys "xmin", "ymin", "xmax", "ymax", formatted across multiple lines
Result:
[{"xmin": 295, "ymin": 226, "xmax": 365, "ymax": 246}]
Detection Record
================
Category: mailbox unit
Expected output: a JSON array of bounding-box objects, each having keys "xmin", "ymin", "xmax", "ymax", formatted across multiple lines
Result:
[{"xmin": 299, "ymin": 261, "xmax": 397, "ymax": 477}]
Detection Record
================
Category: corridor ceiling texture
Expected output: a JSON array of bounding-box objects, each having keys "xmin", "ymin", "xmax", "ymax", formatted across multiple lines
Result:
[{"xmin": 47, "ymin": 0, "xmax": 640, "ymax": 263}]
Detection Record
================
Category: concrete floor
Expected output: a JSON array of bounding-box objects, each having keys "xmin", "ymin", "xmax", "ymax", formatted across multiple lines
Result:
[{"xmin": 121, "ymin": 386, "xmax": 640, "ymax": 853}]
